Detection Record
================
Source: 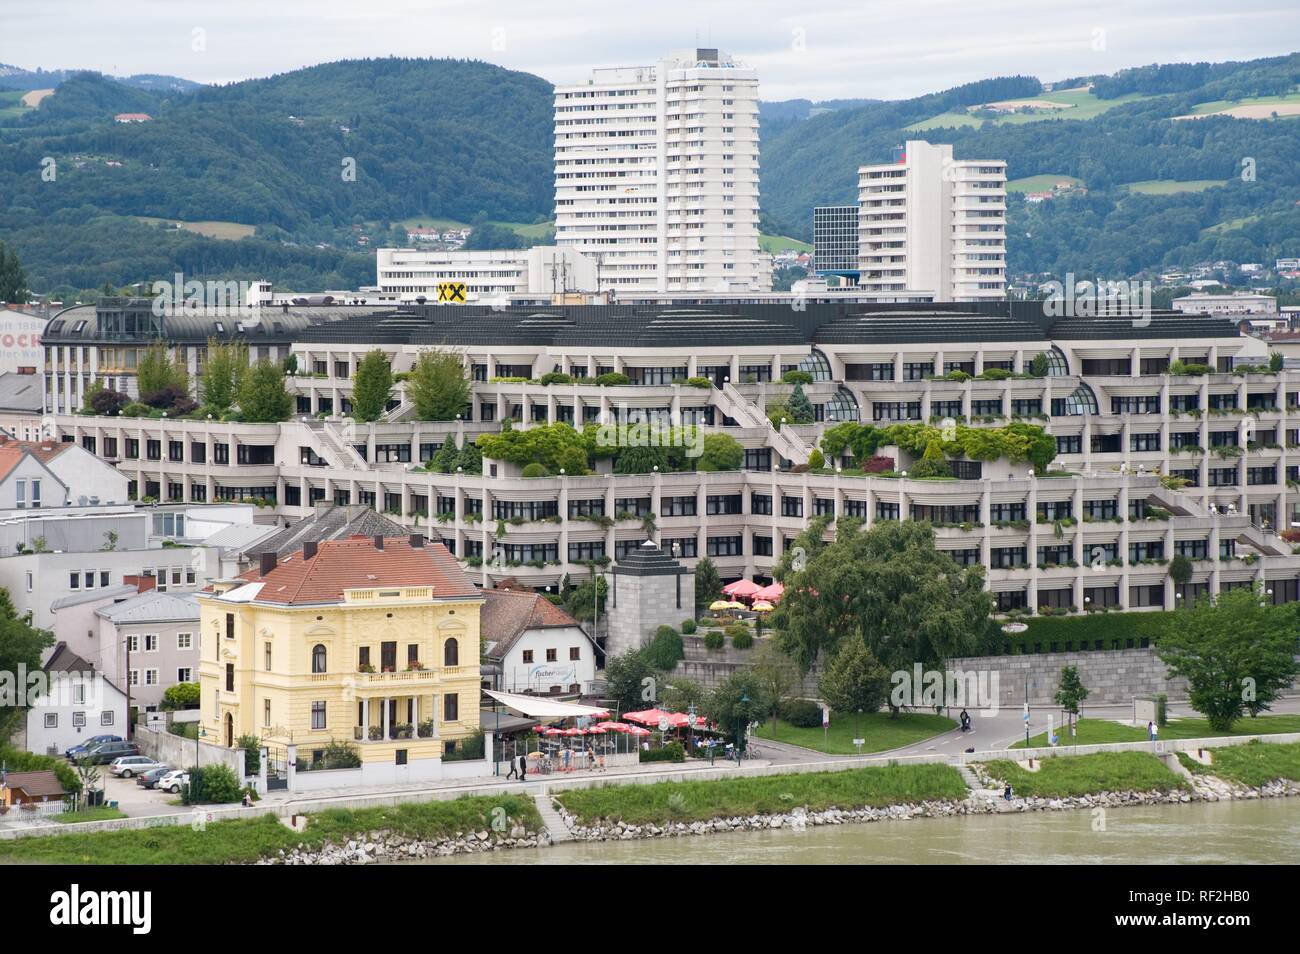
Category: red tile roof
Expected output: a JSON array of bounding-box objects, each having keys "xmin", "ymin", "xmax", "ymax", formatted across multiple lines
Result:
[
  {"xmin": 231, "ymin": 536, "xmax": 480, "ymax": 605},
  {"xmin": 480, "ymin": 588, "xmax": 580, "ymax": 659},
  {"xmin": 0, "ymin": 437, "xmax": 70, "ymax": 482}
]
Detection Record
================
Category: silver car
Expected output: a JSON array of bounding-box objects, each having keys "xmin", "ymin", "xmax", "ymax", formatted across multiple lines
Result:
[{"xmin": 109, "ymin": 755, "xmax": 164, "ymax": 778}]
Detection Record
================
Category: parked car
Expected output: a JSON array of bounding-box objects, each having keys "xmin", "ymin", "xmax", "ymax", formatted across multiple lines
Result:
[
  {"xmin": 64, "ymin": 735, "xmax": 123, "ymax": 760},
  {"xmin": 82, "ymin": 741, "xmax": 139, "ymax": 764},
  {"xmin": 136, "ymin": 765, "xmax": 174, "ymax": 789},
  {"xmin": 109, "ymin": 755, "xmax": 163, "ymax": 778},
  {"xmin": 158, "ymin": 770, "xmax": 190, "ymax": 794}
]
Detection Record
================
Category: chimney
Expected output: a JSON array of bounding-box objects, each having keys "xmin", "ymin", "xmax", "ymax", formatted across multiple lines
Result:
[
  {"xmin": 373, "ymin": 535, "xmax": 385, "ymax": 550},
  {"xmin": 303, "ymin": 540, "xmax": 318, "ymax": 560},
  {"xmin": 259, "ymin": 552, "xmax": 278, "ymax": 576},
  {"xmin": 409, "ymin": 533, "xmax": 424, "ymax": 548},
  {"xmin": 124, "ymin": 574, "xmax": 156, "ymax": 594}
]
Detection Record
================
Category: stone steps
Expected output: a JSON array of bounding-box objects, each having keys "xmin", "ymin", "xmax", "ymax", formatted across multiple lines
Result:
[{"xmin": 533, "ymin": 793, "xmax": 573, "ymax": 844}]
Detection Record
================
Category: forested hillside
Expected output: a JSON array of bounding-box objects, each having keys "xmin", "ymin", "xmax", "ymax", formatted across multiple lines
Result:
[{"xmin": 2, "ymin": 52, "xmax": 1298, "ymax": 295}]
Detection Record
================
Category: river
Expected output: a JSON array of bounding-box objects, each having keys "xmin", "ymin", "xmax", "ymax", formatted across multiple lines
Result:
[{"xmin": 416, "ymin": 798, "xmax": 1300, "ymax": 865}]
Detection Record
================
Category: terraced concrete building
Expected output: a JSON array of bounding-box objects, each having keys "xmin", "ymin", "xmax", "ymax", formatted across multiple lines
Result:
[{"xmin": 33, "ymin": 298, "xmax": 1300, "ymax": 619}]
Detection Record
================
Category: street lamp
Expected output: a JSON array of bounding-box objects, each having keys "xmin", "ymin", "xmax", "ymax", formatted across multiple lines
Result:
[{"xmin": 736, "ymin": 693, "xmax": 749, "ymax": 764}]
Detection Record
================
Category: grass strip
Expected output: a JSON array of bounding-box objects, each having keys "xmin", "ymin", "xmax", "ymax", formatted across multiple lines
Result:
[
  {"xmin": 0, "ymin": 794, "xmax": 539, "ymax": 865},
  {"xmin": 555, "ymin": 763, "xmax": 968, "ymax": 826},
  {"xmin": 978, "ymin": 752, "xmax": 1187, "ymax": 797}
]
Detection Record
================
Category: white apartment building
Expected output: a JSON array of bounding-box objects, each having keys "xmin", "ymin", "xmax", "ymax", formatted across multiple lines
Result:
[
  {"xmin": 554, "ymin": 48, "xmax": 768, "ymax": 294},
  {"xmin": 375, "ymin": 246, "xmax": 599, "ymax": 302},
  {"xmin": 857, "ymin": 140, "xmax": 1006, "ymax": 301},
  {"xmin": 1172, "ymin": 293, "xmax": 1278, "ymax": 318}
]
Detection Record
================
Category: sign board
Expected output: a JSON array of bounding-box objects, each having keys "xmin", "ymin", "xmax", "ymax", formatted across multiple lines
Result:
[
  {"xmin": 436, "ymin": 281, "xmax": 467, "ymax": 303},
  {"xmin": 821, "ymin": 704, "xmax": 830, "ymax": 728},
  {"xmin": 657, "ymin": 717, "xmax": 671, "ymax": 733},
  {"xmin": 1001, "ymin": 622, "xmax": 1028, "ymax": 634}
]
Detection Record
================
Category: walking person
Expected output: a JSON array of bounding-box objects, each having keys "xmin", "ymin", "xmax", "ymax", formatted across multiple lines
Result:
[
  {"xmin": 1150, "ymin": 720, "xmax": 1159, "ymax": 743},
  {"xmin": 517, "ymin": 753, "xmax": 528, "ymax": 782},
  {"xmin": 1147, "ymin": 719, "xmax": 1156, "ymax": 741},
  {"xmin": 506, "ymin": 751, "xmax": 518, "ymax": 779}
]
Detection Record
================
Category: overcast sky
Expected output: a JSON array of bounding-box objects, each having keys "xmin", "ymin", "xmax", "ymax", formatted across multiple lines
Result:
[{"xmin": 3, "ymin": 0, "xmax": 1298, "ymax": 101}]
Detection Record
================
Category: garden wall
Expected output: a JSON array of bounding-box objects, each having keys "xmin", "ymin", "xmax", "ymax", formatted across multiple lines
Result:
[{"xmin": 669, "ymin": 634, "xmax": 822, "ymax": 696}]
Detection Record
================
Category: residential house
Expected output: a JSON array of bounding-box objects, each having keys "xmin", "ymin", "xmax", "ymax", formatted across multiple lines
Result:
[
  {"xmin": 197, "ymin": 534, "xmax": 484, "ymax": 784},
  {"xmin": 22, "ymin": 642, "xmax": 127, "ymax": 757},
  {"xmin": 95, "ymin": 587, "xmax": 201, "ymax": 717},
  {"xmin": 480, "ymin": 588, "xmax": 596, "ymax": 694}
]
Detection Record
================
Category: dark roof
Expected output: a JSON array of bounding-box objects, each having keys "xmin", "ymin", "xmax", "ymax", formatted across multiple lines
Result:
[
  {"xmin": 2, "ymin": 771, "xmax": 69, "ymax": 798},
  {"xmin": 480, "ymin": 588, "xmax": 581, "ymax": 660},
  {"xmin": 812, "ymin": 309, "xmax": 1047, "ymax": 345},
  {"xmin": 44, "ymin": 300, "xmax": 392, "ymax": 345},
  {"xmin": 1045, "ymin": 311, "xmax": 1243, "ymax": 340},
  {"xmin": 246, "ymin": 504, "xmax": 411, "ymax": 559},
  {"xmin": 612, "ymin": 540, "xmax": 689, "ymax": 576},
  {"xmin": 43, "ymin": 642, "xmax": 95, "ymax": 675}
]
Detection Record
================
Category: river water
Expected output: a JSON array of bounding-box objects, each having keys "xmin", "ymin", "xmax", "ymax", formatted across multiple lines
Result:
[{"xmin": 419, "ymin": 798, "xmax": 1300, "ymax": 865}]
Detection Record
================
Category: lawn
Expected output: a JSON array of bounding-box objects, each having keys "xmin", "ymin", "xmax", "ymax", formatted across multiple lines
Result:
[
  {"xmin": 1185, "ymin": 90, "xmax": 1300, "ymax": 117},
  {"xmin": 1006, "ymin": 174, "xmax": 1084, "ymax": 193},
  {"xmin": 52, "ymin": 806, "xmax": 128, "ymax": 824},
  {"xmin": 133, "ymin": 216, "xmax": 257, "ymax": 240},
  {"xmin": 907, "ymin": 89, "xmax": 1152, "ymax": 131},
  {"xmin": 754, "ymin": 711, "xmax": 956, "ymax": 754},
  {"xmin": 0, "ymin": 794, "xmax": 539, "ymax": 864},
  {"xmin": 1012, "ymin": 714, "xmax": 1300, "ymax": 748},
  {"xmin": 554, "ymin": 763, "xmax": 968, "ymax": 825},
  {"xmin": 978, "ymin": 752, "xmax": 1187, "ymax": 798},
  {"xmin": 1121, "ymin": 179, "xmax": 1226, "ymax": 195},
  {"xmin": 1179, "ymin": 741, "xmax": 1300, "ymax": 787},
  {"xmin": 0, "ymin": 89, "xmax": 30, "ymax": 121},
  {"xmin": 761, "ymin": 233, "xmax": 813, "ymax": 254},
  {"xmin": 1201, "ymin": 214, "xmax": 1261, "ymax": 237}
]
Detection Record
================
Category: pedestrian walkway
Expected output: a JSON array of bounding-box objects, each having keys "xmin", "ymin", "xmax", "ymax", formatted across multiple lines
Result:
[{"xmin": 532, "ymin": 793, "xmax": 573, "ymax": 844}]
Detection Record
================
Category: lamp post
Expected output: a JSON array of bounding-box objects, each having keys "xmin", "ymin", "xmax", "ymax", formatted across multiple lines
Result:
[{"xmin": 736, "ymin": 693, "xmax": 749, "ymax": 764}]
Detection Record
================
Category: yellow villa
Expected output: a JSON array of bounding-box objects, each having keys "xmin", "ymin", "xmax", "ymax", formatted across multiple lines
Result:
[{"xmin": 197, "ymin": 533, "xmax": 485, "ymax": 785}]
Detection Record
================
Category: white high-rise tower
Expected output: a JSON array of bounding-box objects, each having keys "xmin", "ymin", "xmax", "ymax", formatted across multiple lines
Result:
[
  {"xmin": 857, "ymin": 140, "xmax": 1006, "ymax": 301},
  {"xmin": 553, "ymin": 48, "xmax": 768, "ymax": 294}
]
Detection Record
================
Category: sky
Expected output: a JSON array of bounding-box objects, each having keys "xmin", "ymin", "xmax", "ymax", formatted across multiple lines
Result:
[{"xmin": 2, "ymin": 0, "xmax": 1298, "ymax": 101}]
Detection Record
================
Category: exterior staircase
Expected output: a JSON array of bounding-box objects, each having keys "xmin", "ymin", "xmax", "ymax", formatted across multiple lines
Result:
[
  {"xmin": 532, "ymin": 792, "xmax": 573, "ymax": 844},
  {"xmin": 718, "ymin": 383, "xmax": 811, "ymax": 466},
  {"xmin": 311, "ymin": 421, "xmax": 370, "ymax": 471}
]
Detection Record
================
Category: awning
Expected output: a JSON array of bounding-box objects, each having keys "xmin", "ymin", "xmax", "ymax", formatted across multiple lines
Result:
[{"xmin": 484, "ymin": 689, "xmax": 610, "ymax": 719}]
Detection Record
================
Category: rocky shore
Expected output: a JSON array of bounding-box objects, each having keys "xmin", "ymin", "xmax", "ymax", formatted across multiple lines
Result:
[
  {"xmin": 258, "ymin": 777, "xmax": 1300, "ymax": 863},
  {"xmin": 260, "ymin": 823, "xmax": 546, "ymax": 865}
]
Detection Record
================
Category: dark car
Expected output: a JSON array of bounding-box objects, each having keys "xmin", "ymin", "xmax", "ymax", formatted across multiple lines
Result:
[
  {"xmin": 136, "ymin": 765, "xmax": 174, "ymax": 789},
  {"xmin": 81, "ymin": 740, "xmax": 139, "ymax": 764},
  {"xmin": 64, "ymin": 734, "xmax": 123, "ymax": 760}
]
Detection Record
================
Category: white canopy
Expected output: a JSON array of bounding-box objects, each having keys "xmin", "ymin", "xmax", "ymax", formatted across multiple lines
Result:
[{"xmin": 484, "ymin": 689, "xmax": 608, "ymax": 719}]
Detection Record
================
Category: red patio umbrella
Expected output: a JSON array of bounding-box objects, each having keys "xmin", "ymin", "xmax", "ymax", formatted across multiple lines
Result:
[
  {"xmin": 622, "ymin": 708, "xmax": 671, "ymax": 727},
  {"xmin": 722, "ymin": 579, "xmax": 761, "ymax": 599},
  {"xmin": 754, "ymin": 582, "xmax": 784, "ymax": 602}
]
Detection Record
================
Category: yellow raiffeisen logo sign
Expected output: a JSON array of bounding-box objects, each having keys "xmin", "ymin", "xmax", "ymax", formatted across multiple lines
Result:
[{"xmin": 436, "ymin": 282, "xmax": 467, "ymax": 303}]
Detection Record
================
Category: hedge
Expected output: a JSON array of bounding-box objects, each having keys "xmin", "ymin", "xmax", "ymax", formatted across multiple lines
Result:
[
  {"xmin": 991, "ymin": 610, "xmax": 1176, "ymax": 655},
  {"xmin": 639, "ymin": 742, "xmax": 685, "ymax": 763},
  {"xmin": 780, "ymin": 699, "xmax": 823, "ymax": 728}
]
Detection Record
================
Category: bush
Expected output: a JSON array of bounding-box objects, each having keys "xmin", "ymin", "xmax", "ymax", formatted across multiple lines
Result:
[
  {"xmin": 729, "ymin": 627, "xmax": 753, "ymax": 649},
  {"xmin": 703, "ymin": 630, "xmax": 725, "ymax": 650},
  {"xmin": 639, "ymin": 741, "xmax": 685, "ymax": 763},
  {"xmin": 808, "ymin": 448, "xmax": 825, "ymax": 470},
  {"xmin": 236, "ymin": 735, "xmax": 262, "ymax": 774},
  {"xmin": 121, "ymin": 401, "xmax": 155, "ymax": 418},
  {"xmin": 645, "ymin": 625, "xmax": 685, "ymax": 670},
  {"xmin": 185, "ymin": 764, "xmax": 242, "ymax": 804},
  {"xmin": 594, "ymin": 372, "xmax": 630, "ymax": 386},
  {"xmin": 685, "ymin": 376, "xmax": 713, "ymax": 389},
  {"xmin": 724, "ymin": 623, "xmax": 748, "ymax": 639},
  {"xmin": 0, "ymin": 746, "xmax": 80, "ymax": 794},
  {"xmin": 320, "ymin": 740, "xmax": 362, "ymax": 769},
  {"xmin": 538, "ymin": 371, "xmax": 573, "ymax": 386},
  {"xmin": 780, "ymin": 699, "xmax": 824, "ymax": 728},
  {"xmin": 161, "ymin": 682, "xmax": 200, "ymax": 710},
  {"xmin": 89, "ymin": 387, "xmax": 127, "ymax": 416},
  {"xmin": 520, "ymin": 462, "xmax": 548, "ymax": 478},
  {"xmin": 681, "ymin": 618, "xmax": 697, "ymax": 634},
  {"xmin": 781, "ymin": 369, "xmax": 814, "ymax": 385}
]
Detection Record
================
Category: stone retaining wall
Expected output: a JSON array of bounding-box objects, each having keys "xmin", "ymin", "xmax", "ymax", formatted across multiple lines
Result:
[{"xmin": 946, "ymin": 647, "xmax": 1188, "ymax": 706}]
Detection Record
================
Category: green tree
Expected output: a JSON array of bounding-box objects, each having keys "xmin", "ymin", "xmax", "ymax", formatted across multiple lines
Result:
[
  {"xmin": 909, "ymin": 438, "xmax": 951, "ymax": 479},
  {"xmin": 787, "ymin": 383, "xmax": 814, "ymax": 424},
  {"xmin": 817, "ymin": 637, "xmax": 891, "ymax": 718},
  {"xmin": 408, "ymin": 348, "xmax": 470, "ymax": 421},
  {"xmin": 1156, "ymin": 586, "xmax": 1300, "ymax": 731},
  {"xmin": 696, "ymin": 432, "xmax": 744, "ymax": 471},
  {"xmin": 661, "ymin": 678, "xmax": 706, "ymax": 715},
  {"xmin": 137, "ymin": 340, "xmax": 189, "ymax": 400},
  {"xmin": 693, "ymin": 557, "xmax": 722, "ymax": 614},
  {"xmin": 429, "ymin": 438, "xmax": 459, "ymax": 473},
  {"xmin": 750, "ymin": 640, "xmax": 800, "ymax": 734},
  {"xmin": 1053, "ymin": 665, "xmax": 1090, "ymax": 735},
  {"xmin": 0, "ymin": 241, "xmax": 29, "ymax": 303},
  {"xmin": 703, "ymin": 669, "xmax": 770, "ymax": 745},
  {"xmin": 604, "ymin": 650, "xmax": 658, "ymax": 714},
  {"xmin": 772, "ymin": 520, "xmax": 994, "ymax": 699},
  {"xmin": 614, "ymin": 444, "xmax": 669, "ymax": 474},
  {"xmin": 351, "ymin": 349, "xmax": 393, "ymax": 423},
  {"xmin": 238, "ymin": 360, "xmax": 293, "ymax": 423},
  {"xmin": 454, "ymin": 440, "xmax": 482, "ymax": 474},
  {"xmin": 1168, "ymin": 553, "xmax": 1193, "ymax": 587},
  {"xmin": 161, "ymin": 682, "xmax": 200, "ymax": 710},
  {"xmin": 0, "ymin": 587, "xmax": 54, "ymax": 744},
  {"xmin": 1028, "ymin": 352, "xmax": 1051, "ymax": 377},
  {"xmin": 201, "ymin": 338, "xmax": 247, "ymax": 412}
]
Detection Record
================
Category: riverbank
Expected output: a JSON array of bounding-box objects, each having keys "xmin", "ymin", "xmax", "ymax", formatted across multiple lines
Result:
[{"xmin": 3, "ymin": 745, "xmax": 1298, "ymax": 864}]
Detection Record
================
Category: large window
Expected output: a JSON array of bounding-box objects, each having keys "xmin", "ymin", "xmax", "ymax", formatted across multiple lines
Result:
[{"xmin": 312, "ymin": 644, "xmax": 327, "ymax": 674}]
